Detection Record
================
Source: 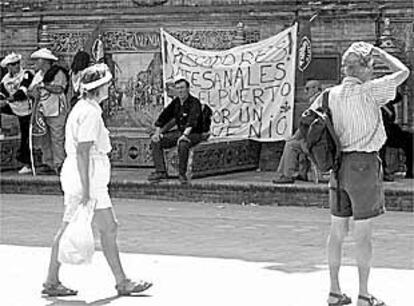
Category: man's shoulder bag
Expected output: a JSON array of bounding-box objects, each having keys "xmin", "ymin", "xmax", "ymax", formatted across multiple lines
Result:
[{"xmin": 299, "ymin": 90, "xmax": 341, "ymax": 174}]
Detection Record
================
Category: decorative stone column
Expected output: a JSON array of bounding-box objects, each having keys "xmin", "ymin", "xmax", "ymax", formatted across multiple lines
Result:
[
  {"xmin": 375, "ymin": 18, "xmax": 402, "ymax": 75},
  {"xmin": 232, "ymin": 21, "xmax": 245, "ymax": 47},
  {"xmin": 38, "ymin": 24, "xmax": 51, "ymax": 49}
]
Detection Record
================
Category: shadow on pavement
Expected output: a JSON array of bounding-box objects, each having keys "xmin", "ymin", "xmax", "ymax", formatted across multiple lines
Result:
[
  {"xmin": 43, "ymin": 294, "xmax": 153, "ymax": 305},
  {"xmin": 43, "ymin": 295, "xmax": 120, "ymax": 306},
  {"xmin": 264, "ymin": 263, "xmax": 325, "ymax": 274}
]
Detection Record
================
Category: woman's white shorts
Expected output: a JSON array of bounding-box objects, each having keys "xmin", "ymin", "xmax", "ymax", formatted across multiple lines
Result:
[{"xmin": 60, "ymin": 155, "xmax": 112, "ymax": 222}]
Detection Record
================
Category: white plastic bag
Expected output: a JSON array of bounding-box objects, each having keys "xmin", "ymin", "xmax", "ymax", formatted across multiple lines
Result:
[{"xmin": 58, "ymin": 202, "xmax": 95, "ymax": 265}]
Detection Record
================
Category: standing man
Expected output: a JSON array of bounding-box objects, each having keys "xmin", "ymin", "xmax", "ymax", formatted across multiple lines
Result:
[
  {"xmin": 30, "ymin": 48, "xmax": 69, "ymax": 175},
  {"xmin": 309, "ymin": 42, "xmax": 409, "ymax": 306},
  {"xmin": 0, "ymin": 52, "xmax": 34, "ymax": 174},
  {"xmin": 272, "ymin": 79, "xmax": 322, "ymax": 183},
  {"xmin": 148, "ymin": 78, "xmax": 203, "ymax": 184}
]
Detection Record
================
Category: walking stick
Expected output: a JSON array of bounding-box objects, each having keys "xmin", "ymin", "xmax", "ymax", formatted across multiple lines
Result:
[
  {"xmin": 29, "ymin": 118, "xmax": 36, "ymax": 176},
  {"xmin": 28, "ymin": 91, "xmax": 46, "ymax": 176},
  {"xmin": 29, "ymin": 96, "xmax": 38, "ymax": 176}
]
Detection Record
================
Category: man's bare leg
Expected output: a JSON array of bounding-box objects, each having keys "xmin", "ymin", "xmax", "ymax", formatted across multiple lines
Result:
[
  {"xmin": 327, "ymin": 216, "xmax": 349, "ymax": 304},
  {"xmin": 353, "ymin": 220, "xmax": 373, "ymax": 305}
]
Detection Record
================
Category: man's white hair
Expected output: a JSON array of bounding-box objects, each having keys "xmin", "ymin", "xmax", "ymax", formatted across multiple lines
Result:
[{"xmin": 342, "ymin": 42, "xmax": 374, "ymax": 77}]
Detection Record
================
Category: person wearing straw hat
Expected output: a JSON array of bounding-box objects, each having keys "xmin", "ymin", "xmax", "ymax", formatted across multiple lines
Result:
[
  {"xmin": 41, "ymin": 63, "xmax": 152, "ymax": 297},
  {"xmin": 0, "ymin": 52, "xmax": 34, "ymax": 174},
  {"xmin": 30, "ymin": 48, "xmax": 70, "ymax": 175}
]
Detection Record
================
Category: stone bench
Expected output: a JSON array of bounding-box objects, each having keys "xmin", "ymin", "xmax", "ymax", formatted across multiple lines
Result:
[
  {"xmin": 109, "ymin": 134, "xmax": 153, "ymax": 167},
  {"xmin": 164, "ymin": 139, "xmax": 262, "ymax": 179},
  {"xmin": 0, "ymin": 136, "xmax": 21, "ymax": 171},
  {"xmin": 108, "ymin": 132, "xmax": 262, "ymax": 179}
]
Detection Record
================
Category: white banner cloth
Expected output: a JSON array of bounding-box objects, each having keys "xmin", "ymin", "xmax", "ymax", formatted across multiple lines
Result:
[{"xmin": 161, "ymin": 24, "xmax": 297, "ymax": 141}]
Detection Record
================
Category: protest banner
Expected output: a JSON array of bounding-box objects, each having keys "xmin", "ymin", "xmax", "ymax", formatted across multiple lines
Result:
[{"xmin": 161, "ymin": 24, "xmax": 297, "ymax": 141}]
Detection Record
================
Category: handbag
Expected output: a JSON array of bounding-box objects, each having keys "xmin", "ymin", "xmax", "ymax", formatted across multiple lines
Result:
[{"xmin": 58, "ymin": 202, "xmax": 95, "ymax": 265}]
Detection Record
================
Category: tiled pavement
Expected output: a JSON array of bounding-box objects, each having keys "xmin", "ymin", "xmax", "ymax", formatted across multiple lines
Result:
[{"xmin": 0, "ymin": 194, "xmax": 413, "ymax": 306}]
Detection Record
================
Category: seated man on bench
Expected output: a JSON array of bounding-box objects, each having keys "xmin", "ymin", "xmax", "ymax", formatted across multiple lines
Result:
[
  {"xmin": 272, "ymin": 79, "xmax": 322, "ymax": 184},
  {"xmin": 148, "ymin": 78, "xmax": 209, "ymax": 184},
  {"xmin": 380, "ymin": 92, "xmax": 413, "ymax": 181}
]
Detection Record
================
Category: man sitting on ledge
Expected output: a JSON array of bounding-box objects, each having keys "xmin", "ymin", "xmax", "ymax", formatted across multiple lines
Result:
[
  {"xmin": 148, "ymin": 78, "xmax": 204, "ymax": 184},
  {"xmin": 379, "ymin": 91, "xmax": 413, "ymax": 181},
  {"xmin": 272, "ymin": 79, "xmax": 322, "ymax": 184}
]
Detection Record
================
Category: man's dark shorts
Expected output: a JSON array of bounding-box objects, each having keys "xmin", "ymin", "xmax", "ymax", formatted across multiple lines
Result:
[{"xmin": 329, "ymin": 152, "xmax": 385, "ymax": 220}]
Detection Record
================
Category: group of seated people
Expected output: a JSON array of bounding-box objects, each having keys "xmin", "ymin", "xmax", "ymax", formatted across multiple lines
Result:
[{"xmin": 1, "ymin": 50, "xmax": 412, "ymax": 182}]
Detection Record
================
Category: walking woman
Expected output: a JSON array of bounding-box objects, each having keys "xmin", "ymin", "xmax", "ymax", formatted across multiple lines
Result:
[{"xmin": 42, "ymin": 63, "xmax": 152, "ymax": 297}]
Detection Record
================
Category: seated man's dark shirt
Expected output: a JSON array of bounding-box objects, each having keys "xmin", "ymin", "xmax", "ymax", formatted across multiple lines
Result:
[
  {"xmin": 381, "ymin": 93, "xmax": 401, "ymax": 137},
  {"xmin": 155, "ymin": 95, "xmax": 203, "ymax": 134}
]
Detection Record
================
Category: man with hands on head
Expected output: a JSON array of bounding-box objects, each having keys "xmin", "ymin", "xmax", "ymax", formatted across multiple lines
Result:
[{"xmin": 308, "ymin": 41, "xmax": 409, "ymax": 306}]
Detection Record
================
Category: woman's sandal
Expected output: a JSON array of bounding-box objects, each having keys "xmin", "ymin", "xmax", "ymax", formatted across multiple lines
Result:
[
  {"xmin": 358, "ymin": 295, "xmax": 387, "ymax": 306},
  {"xmin": 41, "ymin": 282, "xmax": 78, "ymax": 297},
  {"xmin": 115, "ymin": 279, "xmax": 153, "ymax": 296},
  {"xmin": 328, "ymin": 292, "xmax": 352, "ymax": 306}
]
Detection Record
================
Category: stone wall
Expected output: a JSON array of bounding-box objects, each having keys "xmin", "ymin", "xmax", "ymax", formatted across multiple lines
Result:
[
  {"xmin": 2, "ymin": 1, "xmax": 411, "ymax": 125},
  {"xmin": 1, "ymin": 0, "xmax": 413, "ymax": 169}
]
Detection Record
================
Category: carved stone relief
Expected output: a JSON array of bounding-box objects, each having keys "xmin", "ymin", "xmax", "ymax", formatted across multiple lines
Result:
[
  {"xmin": 50, "ymin": 32, "xmax": 90, "ymax": 53},
  {"xmin": 170, "ymin": 30, "xmax": 238, "ymax": 50},
  {"xmin": 103, "ymin": 31, "xmax": 161, "ymax": 51},
  {"xmin": 165, "ymin": 140, "xmax": 261, "ymax": 178},
  {"xmin": 48, "ymin": 28, "xmax": 260, "ymax": 53}
]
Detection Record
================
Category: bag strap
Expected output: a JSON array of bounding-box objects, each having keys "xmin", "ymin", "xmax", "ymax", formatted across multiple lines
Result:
[
  {"xmin": 321, "ymin": 90, "xmax": 329, "ymax": 111},
  {"xmin": 322, "ymin": 90, "xmax": 342, "ymax": 211},
  {"xmin": 362, "ymin": 110, "xmax": 381, "ymax": 147}
]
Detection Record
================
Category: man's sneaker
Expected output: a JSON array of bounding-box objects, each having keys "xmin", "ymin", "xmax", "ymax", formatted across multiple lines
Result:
[
  {"xmin": 147, "ymin": 171, "xmax": 168, "ymax": 182},
  {"xmin": 178, "ymin": 174, "xmax": 188, "ymax": 185},
  {"xmin": 36, "ymin": 164, "xmax": 57, "ymax": 175},
  {"xmin": 18, "ymin": 165, "xmax": 32, "ymax": 174},
  {"xmin": 383, "ymin": 173, "xmax": 394, "ymax": 182},
  {"xmin": 272, "ymin": 176, "xmax": 294, "ymax": 184}
]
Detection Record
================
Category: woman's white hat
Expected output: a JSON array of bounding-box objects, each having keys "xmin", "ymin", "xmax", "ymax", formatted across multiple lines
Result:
[
  {"xmin": 79, "ymin": 63, "xmax": 113, "ymax": 93},
  {"xmin": 30, "ymin": 48, "xmax": 58, "ymax": 61},
  {"xmin": 1, "ymin": 52, "xmax": 22, "ymax": 67}
]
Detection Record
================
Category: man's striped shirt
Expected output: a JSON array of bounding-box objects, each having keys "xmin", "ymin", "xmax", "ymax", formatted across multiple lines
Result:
[{"xmin": 310, "ymin": 70, "xmax": 409, "ymax": 152}]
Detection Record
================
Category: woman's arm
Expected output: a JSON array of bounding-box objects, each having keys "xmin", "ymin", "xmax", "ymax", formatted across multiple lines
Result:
[{"xmin": 77, "ymin": 141, "xmax": 93, "ymax": 205}]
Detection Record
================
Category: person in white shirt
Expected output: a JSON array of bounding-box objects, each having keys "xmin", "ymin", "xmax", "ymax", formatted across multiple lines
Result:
[
  {"xmin": 41, "ymin": 63, "xmax": 152, "ymax": 297},
  {"xmin": 309, "ymin": 42, "xmax": 409, "ymax": 306},
  {"xmin": 30, "ymin": 48, "xmax": 69, "ymax": 175},
  {"xmin": 0, "ymin": 52, "xmax": 34, "ymax": 174}
]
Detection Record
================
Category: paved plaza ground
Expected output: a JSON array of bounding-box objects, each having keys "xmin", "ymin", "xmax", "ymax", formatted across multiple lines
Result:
[{"xmin": 0, "ymin": 194, "xmax": 413, "ymax": 306}]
